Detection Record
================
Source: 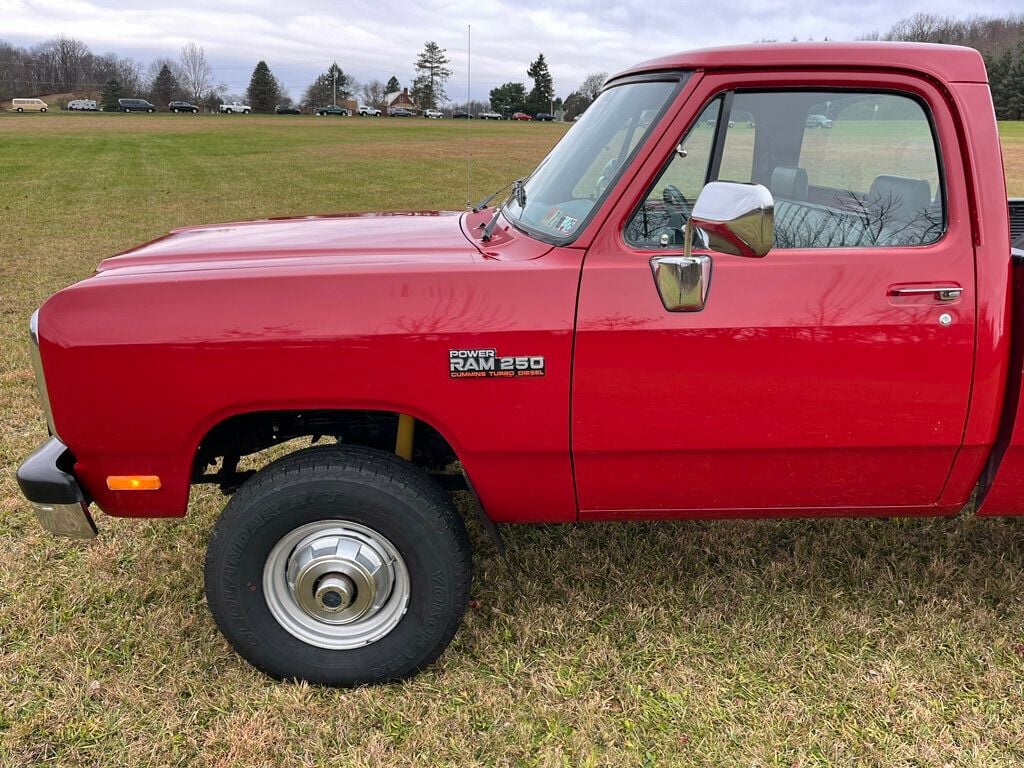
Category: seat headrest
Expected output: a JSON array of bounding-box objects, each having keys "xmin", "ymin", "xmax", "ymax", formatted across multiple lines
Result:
[
  {"xmin": 769, "ymin": 166, "xmax": 809, "ymax": 201},
  {"xmin": 867, "ymin": 175, "xmax": 932, "ymax": 222}
]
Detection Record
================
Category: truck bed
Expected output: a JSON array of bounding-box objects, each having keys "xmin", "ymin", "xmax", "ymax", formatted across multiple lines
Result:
[{"xmin": 1011, "ymin": 199, "xmax": 1024, "ymax": 247}]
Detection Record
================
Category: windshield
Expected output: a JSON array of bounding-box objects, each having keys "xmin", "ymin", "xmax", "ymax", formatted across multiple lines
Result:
[{"xmin": 501, "ymin": 75, "xmax": 685, "ymax": 244}]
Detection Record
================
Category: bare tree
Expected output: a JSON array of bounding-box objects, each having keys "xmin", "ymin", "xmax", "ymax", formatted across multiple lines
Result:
[
  {"xmin": 52, "ymin": 35, "xmax": 90, "ymax": 91},
  {"xmin": 578, "ymin": 72, "xmax": 608, "ymax": 102},
  {"xmin": 92, "ymin": 53, "xmax": 144, "ymax": 96},
  {"xmin": 179, "ymin": 42, "xmax": 214, "ymax": 102},
  {"xmin": 360, "ymin": 79, "xmax": 385, "ymax": 109}
]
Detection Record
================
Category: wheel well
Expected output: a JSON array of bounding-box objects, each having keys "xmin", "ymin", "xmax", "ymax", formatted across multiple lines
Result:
[{"xmin": 192, "ymin": 410, "xmax": 461, "ymax": 493}]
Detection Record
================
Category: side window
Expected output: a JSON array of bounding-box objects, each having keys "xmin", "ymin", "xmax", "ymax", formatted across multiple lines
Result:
[
  {"xmin": 624, "ymin": 99, "xmax": 720, "ymax": 247},
  {"xmin": 626, "ymin": 89, "xmax": 945, "ymax": 249}
]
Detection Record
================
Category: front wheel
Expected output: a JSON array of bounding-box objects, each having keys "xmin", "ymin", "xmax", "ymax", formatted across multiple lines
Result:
[
  {"xmin": 40, "ymin": 107, "xmax": 47, "ymax": 113},
  {"xmin": 204, "ymin": 445, "xmax": 472, "ymax": 686},
  {"xmin": 192, "ymin": 108, "xmax": 198, "ymax": 114}
]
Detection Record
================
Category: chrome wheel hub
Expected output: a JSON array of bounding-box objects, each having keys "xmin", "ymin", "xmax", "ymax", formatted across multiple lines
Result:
[{"xmin": 263, "ymin": 521, "xmax": 410, "ymax": 649}]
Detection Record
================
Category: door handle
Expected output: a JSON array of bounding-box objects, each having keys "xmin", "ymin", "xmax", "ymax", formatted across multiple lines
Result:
[{"xmin": 888, "ymin": 286, "xmax": 962, "ymax": 301}]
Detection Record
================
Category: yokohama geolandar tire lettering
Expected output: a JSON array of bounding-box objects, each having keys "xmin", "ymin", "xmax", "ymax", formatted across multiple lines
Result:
[{"xmin": 203, "ymin": 445, "xmax": 472, "ymax": 686}]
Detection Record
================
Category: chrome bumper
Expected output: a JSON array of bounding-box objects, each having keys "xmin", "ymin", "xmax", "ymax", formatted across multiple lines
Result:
[{"xmin": 17, "ymin": 437, "xmax": 97, "ymax": 539}]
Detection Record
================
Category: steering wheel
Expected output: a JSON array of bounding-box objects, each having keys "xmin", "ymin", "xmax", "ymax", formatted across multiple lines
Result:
[
  {"xmin": 595, "ymin": 158, "xmax": 619, "ymax": 197},
  {"xmin": 652, "ymin": 184, "xmax": 691, "ymax": 245},
  {"xmin": 662, "ymin": 184, "xmax": 689, "ymax": 210}
]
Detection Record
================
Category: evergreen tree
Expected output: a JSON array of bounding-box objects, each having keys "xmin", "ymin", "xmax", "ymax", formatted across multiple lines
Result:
[
  {"xmin": 385, "ymin": 75, "xmax": 401, "ymax": 94},
  {"xmin": 526, "ymin": 53, "xmax": 554, "ymax": 115},
  {"xmin": 489, "ymin": 82, "xmax": 527, "ymax": 116},
  {"xmin": 410, "ymin": 41, "xmax": 452, "ymax": 110},
  {"xmin": 302, "ymin": 63, "xmax": 353, "ymax": 108},
  {"xmin": 150, "ymin": 63, "xmax": 180, "ymax": 107},
  {"xmin": 245, "ymin": 61, "xmax": 282, "ymax": 113},
  {"xmin": 100, "ymin": 79, "xmax": 124, "ymax": 112},
  {"xmin": 1006, "ymin": 44, "xmax": 1024, "ymax": 120},
  {"xmin": 987, "ymin": 48, "xmax": 1014, "ymax": 119}
]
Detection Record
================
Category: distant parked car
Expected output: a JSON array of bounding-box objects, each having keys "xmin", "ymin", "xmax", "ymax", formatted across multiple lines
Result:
[
  {"xmin": 534, "ymin": 112, "xmax": 555, "ymax": 122},
  {"xmin": 275, "ymin": 104, "xmax": 301, "ymax": 115},
  {"xmin": 733, "ymin": 110, "xmax": 756, "ymax": 128},
  {"xmin": 512, "ymin": 112, "xmax": 533, "ymax": 121},
  {"xmin": 389, "ymin": 107, "xmax": 413, "ymax": 117},
  {"xmin": 119, "ymin": 98, "xmax": 156, "ymax": 113},
  {"xmin": 806, "ymin": 114, "xmax": 834, "ymax": 129},
  {"xmin": 451, "ymin": 110, "xmax": 473, "ymax": 119},
  {"xmin": 315, "ymin": 105, "xmax": 350, "ymax": 117},
  {"xmin": 423, "ymin": 109, "xmax": 443, "ymax": 119},
  {"xmin": 66, "ymin": 99, "xmax": 97, "ymax": 111},
  {"xmin": 11, "ymin": 98, "xmax": 48, "ymax": 113},
  {"xmin": 219, "ymin": 102, "xmax": 251, "ymax": 114},
  {"xmin": 169, "ymin": 101, "xmax": 199, "ymax": 114},
  {"xmin": 357, "ymin": 105, "xmax": 382, "ymax": 116},
  {"xmin": 478, "ymin": 111, "xmax": 502, "ymax": 120},
  {"xmin": 701, "ymin": 117, "xmax": 737, "ymax": 128}
]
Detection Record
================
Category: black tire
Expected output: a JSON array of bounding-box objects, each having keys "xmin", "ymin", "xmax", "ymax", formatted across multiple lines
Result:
[
  {"xmin": 123, "ymin": 108, "xmax": 130, "ymax": 113},
  {"xmin": 147, "ymin": 108, "xmax": 154, "ymax": 113},
  {"xmin": 16, "ymin": 107, "xmax": 23, "ymax": 112},
  {"xmin": 192, "ymin": 108, "xmax": 198, "ymax": 114},
  {"xmin": 40, "ymin": 107, "xmax": 47, "ymax": 113},
  {"xmin": 204, "ymin": 445, "xmax": 472, "ymax": 686}
]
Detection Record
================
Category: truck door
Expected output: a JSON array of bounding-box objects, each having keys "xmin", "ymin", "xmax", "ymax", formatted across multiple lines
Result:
[{"xmin": 572, "ymin": 71, "xmax": 976, "ymax": 518}]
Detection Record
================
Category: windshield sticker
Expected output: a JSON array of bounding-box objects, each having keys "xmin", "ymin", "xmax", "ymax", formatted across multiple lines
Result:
[
  {"xmin": 540, "ymin": 207, "xmax": 579, "ymax": 235},
  {"xmin": 449, "ymin": 349, "xmax": 545, "ymax": 378}
]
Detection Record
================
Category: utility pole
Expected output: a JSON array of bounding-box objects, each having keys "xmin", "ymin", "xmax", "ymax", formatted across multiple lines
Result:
[{"xmin": 333, "ymin": 68, "xmax": 337, "ymax": 107}]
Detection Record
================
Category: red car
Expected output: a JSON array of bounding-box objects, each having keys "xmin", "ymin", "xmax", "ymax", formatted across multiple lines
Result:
[
  {"xmin": 511, "ymin": 111, "xmax": 533, "ymax": 120},
  {"xmin": 17, "ymin": 42, "xmax": 1024, "ymax": 687}
]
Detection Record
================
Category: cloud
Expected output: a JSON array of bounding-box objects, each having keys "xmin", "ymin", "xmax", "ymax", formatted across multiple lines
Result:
[{"xmin": 1, "ymin": 0, "xmax": 1018, "ymax": 99}]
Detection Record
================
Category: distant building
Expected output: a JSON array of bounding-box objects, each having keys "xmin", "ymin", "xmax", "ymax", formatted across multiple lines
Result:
[{"xmin": 385, "ymin": 87, "xmax": 417, "ymax": 113}]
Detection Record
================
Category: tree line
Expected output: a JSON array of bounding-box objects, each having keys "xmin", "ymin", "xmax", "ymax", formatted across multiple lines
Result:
[
  {"xmin": 861, "ymin": 12, "xmax": 1024, "ymax": 119},
  {"xmin": 0, "ymin": 33, "xmax": 602, "ymax": 118},
  {"xmin": 10, "ymin": 14, "xmax": 1022, "ymax": 119},
  {"xmin": 0, "ymin": 35, "xmax": 462, "ymax": 114}
]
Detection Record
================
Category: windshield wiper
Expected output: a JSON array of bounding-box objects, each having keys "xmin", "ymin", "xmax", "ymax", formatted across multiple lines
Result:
[
  {"xmin": 480, "ymin": 180, "xmax": 524, "ymax": 242},
  {"xmin": 473, "ymin": 177, "xmax": 522, "ymax": 213}
]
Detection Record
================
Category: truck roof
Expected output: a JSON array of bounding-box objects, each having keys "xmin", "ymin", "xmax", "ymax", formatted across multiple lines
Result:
[{"xmin": 614, "ymin": 42, "xmax": 987, "ymax": 85}]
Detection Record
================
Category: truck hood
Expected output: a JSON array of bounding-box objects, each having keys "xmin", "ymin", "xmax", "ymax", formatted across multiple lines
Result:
[{"xmin": 95, "ymin": 211, "xmax": 480, "ymax": 275}]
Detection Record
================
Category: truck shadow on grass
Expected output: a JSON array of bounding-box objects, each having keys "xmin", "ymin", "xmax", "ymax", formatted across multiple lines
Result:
[{"xmin": 457, "ymin": 510, "xmax": 1024, "ymax": 675}]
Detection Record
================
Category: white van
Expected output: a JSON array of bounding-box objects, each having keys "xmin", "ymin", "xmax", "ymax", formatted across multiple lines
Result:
[
  {"xmin": 67, "ymin": 99, "xmax": 97, "ymax": 111},
  {"xmin": 11, "ymin": 98, "xmax": 48, "ymax": 112}
]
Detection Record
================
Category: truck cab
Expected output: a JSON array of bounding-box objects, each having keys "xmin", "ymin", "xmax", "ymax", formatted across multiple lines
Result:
[{"xmin": 17, "ymin": 43, "xmax": 1023, "ymax": 687}]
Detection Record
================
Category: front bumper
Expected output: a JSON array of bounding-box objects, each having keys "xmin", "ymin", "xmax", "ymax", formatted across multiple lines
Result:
[{"xmin": 17, "ymin": 437, "xmax": 97, "ymax": 539}]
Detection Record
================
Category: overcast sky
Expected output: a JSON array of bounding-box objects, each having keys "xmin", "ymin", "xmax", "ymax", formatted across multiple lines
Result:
[{"xmin": 1, "ymin": 0, "xmax": 1020, "ymax": 101}]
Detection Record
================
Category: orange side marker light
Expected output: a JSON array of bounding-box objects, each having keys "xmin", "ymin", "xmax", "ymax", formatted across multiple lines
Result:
[{"xmin": 106, "ymin": 475, "xmax": 162, "ymax": 491}]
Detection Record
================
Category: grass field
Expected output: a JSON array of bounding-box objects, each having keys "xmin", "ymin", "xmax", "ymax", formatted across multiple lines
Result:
[{"xmin": 2, "ymin": 113, "xmax": 1024, "ymax": 767}]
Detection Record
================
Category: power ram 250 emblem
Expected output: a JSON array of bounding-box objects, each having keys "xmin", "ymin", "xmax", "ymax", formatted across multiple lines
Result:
[{"xmin": 449, "ymin": 348, "xmax": 545, "ymax": 378}]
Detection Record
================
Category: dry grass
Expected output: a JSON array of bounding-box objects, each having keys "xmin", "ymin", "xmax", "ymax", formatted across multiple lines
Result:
[{"xmin": 2, "ymin": 114, "xmax": 1024, "ymax": 767}]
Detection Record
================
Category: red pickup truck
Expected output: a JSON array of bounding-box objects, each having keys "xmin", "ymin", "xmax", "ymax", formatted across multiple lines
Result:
[{"xmin": 18, "ymin": 43, "xmax": 1024, "ymax": 686}]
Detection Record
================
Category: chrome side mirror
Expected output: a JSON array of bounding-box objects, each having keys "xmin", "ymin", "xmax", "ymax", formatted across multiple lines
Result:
[
  {"xmin": 650, "ymin": 255, "xmax": 711, "ymax": 312},
  {"xmin": 686, "ymin": 181, "xmax": 774, "ymax": 259}
]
